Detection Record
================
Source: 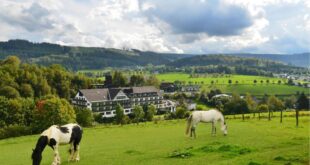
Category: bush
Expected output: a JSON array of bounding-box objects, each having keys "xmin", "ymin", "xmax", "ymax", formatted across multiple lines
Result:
[
  {"xmin": 75, "ymin": 107, "xmax": 94, "ymax": 127},
  {"xmin": 0, "ymin": 125, "xmax": 32, "ymax": 139},
  {"xmin": 32, "ymin": 96, "xmax": 76, "ymax": 132},
  {"xmin": 176, "ymin": 107, "xmax": 187, "ymax": 119},
  {"xmin": 164, "ymin": 112, "xmax": 176, "ymax": 120}
]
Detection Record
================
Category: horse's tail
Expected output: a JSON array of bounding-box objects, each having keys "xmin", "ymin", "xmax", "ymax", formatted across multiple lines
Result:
[{"xmin": 186, "ymin": 114, "xmax": 193, "ymax": 135}]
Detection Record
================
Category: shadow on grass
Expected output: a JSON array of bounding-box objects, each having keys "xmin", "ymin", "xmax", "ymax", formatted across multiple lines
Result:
[{"xmin": 168, "ymin": 144, "xmax": 253, "ymax": 159}]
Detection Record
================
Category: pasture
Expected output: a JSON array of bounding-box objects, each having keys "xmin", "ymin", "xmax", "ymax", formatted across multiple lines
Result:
[
  {"xmin": 0, "ymin": 113, "xmax": 309, "ymax": 165},
  {"xmin": 156, "ymin": 73, "xmax": 309, "ymax": 95}
]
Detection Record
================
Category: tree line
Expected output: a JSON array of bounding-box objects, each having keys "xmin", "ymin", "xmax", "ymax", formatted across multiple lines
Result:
[{"xmin": 0, "ymin": 56, "xmax": 95, "ymax": 139}]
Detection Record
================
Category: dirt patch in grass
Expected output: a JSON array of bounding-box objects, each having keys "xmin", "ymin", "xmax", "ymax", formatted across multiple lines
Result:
[
  {"xmin": 247, "ymin": 161, "xmax": 261, "ymax": 165},
  {"xmin": 168, "ymin": 149, "xmax": 194, "ymax": 159},
  {"xmin": 124, "ymin": 150, "xmax": 143, "ymax": 155},
  {"xmin": 274, "ymin": 155, "xmax": 306, "ymax": 164}
]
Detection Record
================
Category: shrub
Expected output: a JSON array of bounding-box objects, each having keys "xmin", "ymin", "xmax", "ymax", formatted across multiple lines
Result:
[
  {"xmin": 32, "ymin": 95, "xmax": 76, "ymax": 132},
  {"xmin": 75, "ymin": 107, "xmax": 94, "ymax": 127},
  {"xmin": 0, "ymin": 125, "xmax": 32, "ymax": 139},
  {"xmin": 176, "ymin": 106, "xmax": 187, "ymax": 119}
]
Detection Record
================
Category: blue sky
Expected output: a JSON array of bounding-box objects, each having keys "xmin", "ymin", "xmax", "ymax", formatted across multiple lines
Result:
[{"xmin": 0, "ymin": 0, "xmax": 309, "ymax": 54}]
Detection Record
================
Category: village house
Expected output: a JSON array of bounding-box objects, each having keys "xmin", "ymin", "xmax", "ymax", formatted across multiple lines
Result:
[{"xmin": 72, "ymin": 86, "xmax": 176, "ymax": 118}]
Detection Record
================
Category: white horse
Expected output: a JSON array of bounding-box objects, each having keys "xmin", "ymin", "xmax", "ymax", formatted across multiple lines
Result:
[
  {"xmin": 32, "ymin": 123, "xmax": 83, "ymax": 165},
  {"xmin": 186, "ymin": 109, "xmax": 227, "ymax": 138}
]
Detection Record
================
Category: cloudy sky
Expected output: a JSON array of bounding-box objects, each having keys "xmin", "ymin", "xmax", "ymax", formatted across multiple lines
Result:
[{"xmin": 0, "ymin": 0, "xmax": 309, "ymax": 54}]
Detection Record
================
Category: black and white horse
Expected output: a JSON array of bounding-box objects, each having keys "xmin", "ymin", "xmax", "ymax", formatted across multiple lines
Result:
[{"xmin": 32, "ymin": 123, "xmax": 83, "ymax": 165}]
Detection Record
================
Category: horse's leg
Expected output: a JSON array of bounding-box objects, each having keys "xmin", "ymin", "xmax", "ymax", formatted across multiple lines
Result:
[
  {"xmin": 75, "ymin": 145, "xmax": 80, "ymax": 161},
  {"xmin": 191, "ymin": 125, "xmax": 196, "ymax": 138},
  {"xmin": 68, "ymin": 143, "xmax": 75, "ymax": 161},
  {"xmin": 212, "ymin": 121, "xmax": 217, "ymax": 136},
  {"xmin": 72, "ymin": 141, "xmax": 81, "ymax": 161},
  {"xmin": 52, "ymin": 145, "xmax": 60, "ymax": 165}
]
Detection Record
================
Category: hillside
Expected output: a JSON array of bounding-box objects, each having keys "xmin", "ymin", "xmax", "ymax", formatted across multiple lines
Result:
[
  {"xmin": 0, "ymin": 39, "xmax": 191, "ymax": 70},
  {"xmin": 169, "ymin": 55, "xmax": 307, "ymax": 74},
  {"xmin": 0, "ymin": 40, "xmax": 308, "ymax": 71},
  {"xmin": 228, "ymin": 53, "xmax": 310, "ymax": 68}
]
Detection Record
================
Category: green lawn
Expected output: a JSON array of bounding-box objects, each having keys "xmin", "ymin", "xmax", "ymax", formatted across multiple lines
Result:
[{"xmin": 0, "ymin": 114, "xmax": 309, "ymax": 165}]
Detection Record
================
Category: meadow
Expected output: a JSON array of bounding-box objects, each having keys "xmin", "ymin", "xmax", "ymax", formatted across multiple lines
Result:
[
  {"xmin": 156, "ymin": 73, "xmax": 309, "ymax": 95},
  {"xmin": 0, "ymin": 113, "xmax": 309, "ymax": 165}
]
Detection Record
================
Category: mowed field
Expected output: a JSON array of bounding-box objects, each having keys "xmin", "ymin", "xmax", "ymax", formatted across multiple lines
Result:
[
  {"xmin": 156, "ymin": 73, "xmax": 309, "ymax": 95},
  {"xmin": 0, "ymin": 113, "xmax": 309, "ymax": 165}
]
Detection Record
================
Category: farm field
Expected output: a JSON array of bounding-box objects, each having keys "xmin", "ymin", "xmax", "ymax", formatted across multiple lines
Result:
[
  {"xmin": 156, "ymin": 73, "xmax": 309, "ymax": 95},
  {"xmin": 0, "ymin": 113, "xmax": 309, "ymax": 165}
]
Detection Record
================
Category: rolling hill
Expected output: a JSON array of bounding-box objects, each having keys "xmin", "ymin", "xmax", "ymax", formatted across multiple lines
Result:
[
  {"xmin": 0, "ymin": 39, "xmax": 308, "ymax": 70},
  {"xmin": 0, "ymin": 39, "xmax": 191, "ymax": 70}
]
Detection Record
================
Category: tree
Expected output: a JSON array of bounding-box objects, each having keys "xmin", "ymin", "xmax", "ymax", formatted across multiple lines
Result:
[
  {"xmin": 112, "ymin": 71, "xmax": 128, "ymax": 87},
  {"xmin": 245, "ymin": 93, "xmax": 257, "ymax": 117},
  {"xmin": 132, "ymin": 105, "xmax": 144, "ymax": 124},
  {"xmin": 284, "ymin": 96, "xmax": 296, "ymax": 110},
  {"xmin": 0, "ymin": 96, "xmax": 10, "ymax": 127},
  {"xmin": 296, "ymin": 92, "xmax": 309, "ymax": 110},
  {"xmin": 287, "ymin": 79, "xmax": 294, "ymax": 85},
  {"xmin": 146, "ymin": 75, "xmax": 160, "ymax": 87},
  {"xmin": 175, "ymin": 106, "xmax": 187, "ymax": 119},
  {"xmin": 75, "ymin": 107, "xmax": 94, "ymax": 127},
  {"xmin": 228, "ymin": 79, "xmax": 232, "ymax": 85},
  {"xmin": 115, "ymin": 104, "xmax": 125, "ymax": 125},
  {"xmin": 253, "ymin": 80, "xmax": 257, "ymax": 84},
  {"xmin": 19, "ymin": 83, "xmax": 34, "ymax": 98},
  {"xmin": 130, "ymin": 75, "xmax": 145, "ymax": 86},
  {"xmin": 296, "ymin": 93, "xmax": 310, "ymax": 127},
  {"xmin": 257, "ymin": 104, "xmax": 268, "ymax": 120},
  {"xmin": 267, "ymin": 95, "xmax": 284, "ymax": 122},
  {"xmin": 32, "ymin": 96, "xmax": 76, "ymax": 132},
  {"xmin": 0, "ymin": 86, "xmax": 20, "ymax": 99},
  {"xmin": 223, "ymin": 93, "xmax": 249, "ymax": 120},
  {"xmin": 145, "ymin": 104, "xmax": 156, "ymax": 121}
]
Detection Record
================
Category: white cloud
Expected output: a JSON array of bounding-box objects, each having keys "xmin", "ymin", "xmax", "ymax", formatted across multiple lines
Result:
[{"xmin": 0, "ymin": 0, "xmax": 309, "ymax": 54}]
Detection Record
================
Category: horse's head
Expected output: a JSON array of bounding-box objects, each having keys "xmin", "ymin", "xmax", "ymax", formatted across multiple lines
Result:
[
  {"xmin": 221, "ymin": 123, "xmax": 228, "ymax": 136},
  {"xmin": 32, "ymin": 149, "xmax": 42, "ymax": 165},
  {"xmin": 32, "ymin": 136, "xmax": 48, "ymax": 165}
]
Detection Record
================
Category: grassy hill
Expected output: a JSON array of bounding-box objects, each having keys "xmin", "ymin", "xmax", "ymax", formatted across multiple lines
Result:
[
  {"xmin": 0, "ymin": 39, "xmax": 191, "ymax": 70},
  {"xmin": 0, "ymin": 114, "xmax": 309, "ymax": 165},
  {"xmin": 0, "ymin": 40, "xmax": 308, "ymax": 71}
]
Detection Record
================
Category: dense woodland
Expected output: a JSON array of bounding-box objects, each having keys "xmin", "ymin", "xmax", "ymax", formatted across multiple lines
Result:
[
  {"xmin": 0, "ymin": 40, "xmax": 189, "ymax": 70},
  {"xmin": 169, "ymin": 55, "xmax": 308, "ymax": 76},
  {"xmin": 0, "ymin": 40, "xmax": 309, "ymax": 72}
]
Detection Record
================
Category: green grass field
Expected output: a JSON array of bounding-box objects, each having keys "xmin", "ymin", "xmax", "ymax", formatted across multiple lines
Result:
[
  {"xmin": 0, "ymin": 113, "xmax": 309, "ymax": 165},
  {"xmin": 156, "ymin": 73, "xmax": 309, "ymax": 95}
]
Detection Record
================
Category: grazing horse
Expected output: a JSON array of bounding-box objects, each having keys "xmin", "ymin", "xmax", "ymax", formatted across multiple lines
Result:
[
  {"xmin": 32, "ymin": 123, "xmax": 83, "ymax": 165},
  {"xmin": 186, "ymin": 110, "xmax": 227, "ymax": 138}
]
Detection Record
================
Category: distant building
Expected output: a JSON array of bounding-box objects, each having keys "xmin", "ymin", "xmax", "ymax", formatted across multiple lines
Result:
[
  {"xmin": 212, "ymin": 94, "xmax": 231, "ymax": 99},
  {"xmin": 160, "ymin": 82, "xmax": 200, "ymax": 93},
  {"xmin": 160, "ymin": 82, "xmax": 177, "ymax": 93},
  {"xmin": 187, "ymin": 103, "xmax": 197, "ymax": 111},
  {"xmin": 180, "ymin": 85, "xmax": 200, "ymax": 92},
  {"xmin": 72, "ymin": 86, "xmax": 176, "ymax": 118}
]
